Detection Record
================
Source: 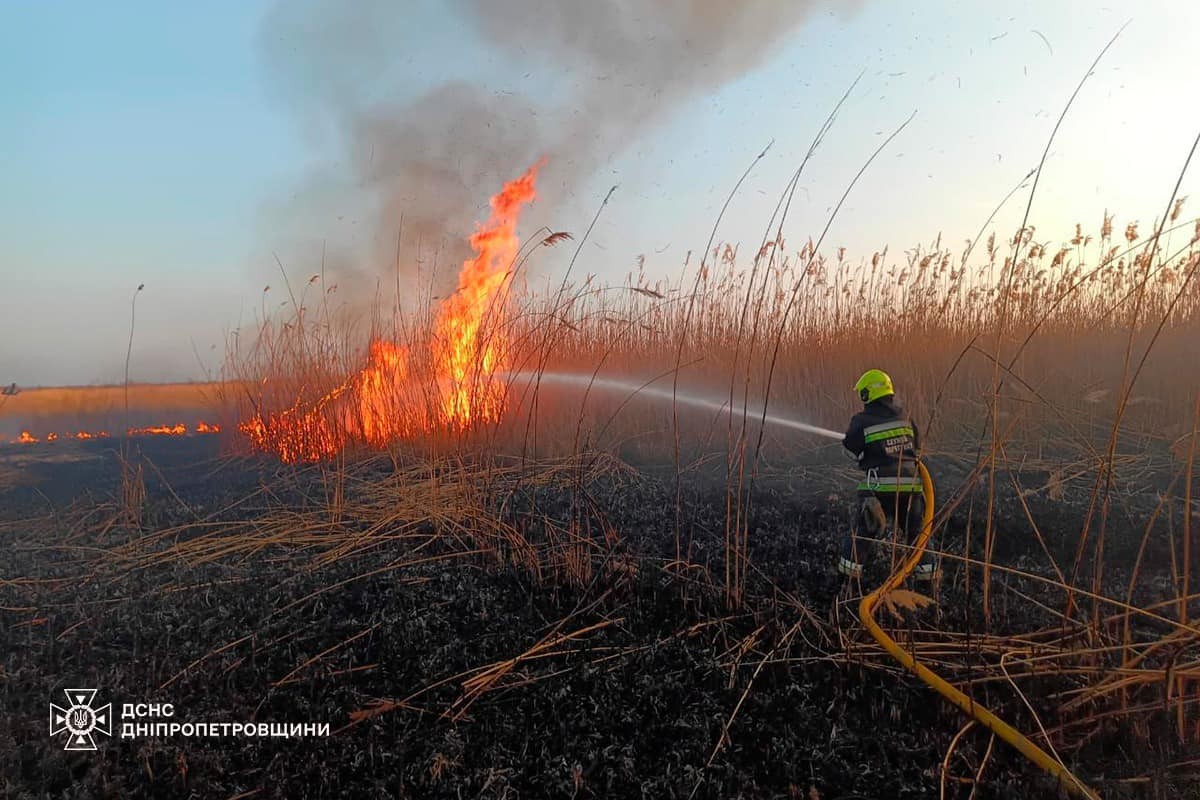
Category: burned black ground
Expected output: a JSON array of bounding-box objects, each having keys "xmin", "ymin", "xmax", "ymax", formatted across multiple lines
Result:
[{"xmin": 0, "ymin": 437, "xmax": 1192, "ymax": 799}]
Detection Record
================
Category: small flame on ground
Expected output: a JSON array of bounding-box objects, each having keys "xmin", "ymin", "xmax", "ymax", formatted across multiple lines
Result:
[
  {"xmin": 8, "ymin": 423, "xmax": 220, "ymax": 445},
  {"xmin": 126, "ymin": 423, "xmax": 187, "ymax": 437},
  {"xmin": 239, "ymin": 162, "xmax": 541, "ymax": 463}
]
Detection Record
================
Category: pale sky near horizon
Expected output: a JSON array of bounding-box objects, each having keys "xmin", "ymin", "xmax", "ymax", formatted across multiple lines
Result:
[{"xmin": 3, "ymin": 1, "xmax": 1199, "ymax": 386}]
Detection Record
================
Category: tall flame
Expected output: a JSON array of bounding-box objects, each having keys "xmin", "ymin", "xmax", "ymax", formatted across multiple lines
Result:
[
  {"xmin": 237, "ymin": 163, "xmax": 541, "ymax": 462},
  {"xmin": 436, "ymin": 163, "xmax": 539, "ymax": 426}
]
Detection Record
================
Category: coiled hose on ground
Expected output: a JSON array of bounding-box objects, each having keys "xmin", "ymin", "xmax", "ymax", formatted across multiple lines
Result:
[{"xmin": 858, "ymin": 461, "xmax": 1099, "ymax": 799}]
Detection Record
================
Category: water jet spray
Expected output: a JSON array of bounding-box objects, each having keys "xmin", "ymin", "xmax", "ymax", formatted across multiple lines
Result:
[{"xmin": 504, "ymin": 370, "xmax": 844, "ymax": 441}]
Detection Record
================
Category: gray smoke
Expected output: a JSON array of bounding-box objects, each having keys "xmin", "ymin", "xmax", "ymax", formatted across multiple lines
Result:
[{"xmin": 259, "ymin": 0, "xmax": 836, "ymax": 301}]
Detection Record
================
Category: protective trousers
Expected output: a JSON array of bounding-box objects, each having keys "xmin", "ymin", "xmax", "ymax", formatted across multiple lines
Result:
[{"xmin": 838, "ymin": 484, "xmax": 938, "ymax": 580}]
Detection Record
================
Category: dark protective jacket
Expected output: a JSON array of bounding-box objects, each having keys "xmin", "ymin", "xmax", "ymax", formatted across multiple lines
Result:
[{"xmin": 842, "ymin": 396, "xmax": 920, "ymax": 477}]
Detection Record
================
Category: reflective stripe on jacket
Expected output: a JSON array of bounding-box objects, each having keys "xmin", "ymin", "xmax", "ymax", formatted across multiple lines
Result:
[{"xmin": 843, "ymin": 397, "xmax": 920, "ymax": 475}]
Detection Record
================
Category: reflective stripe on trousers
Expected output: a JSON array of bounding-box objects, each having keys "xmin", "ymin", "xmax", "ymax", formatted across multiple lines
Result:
[{"xmin": 857, "ymin": 467, "xmax": 924, "ymax": 493}]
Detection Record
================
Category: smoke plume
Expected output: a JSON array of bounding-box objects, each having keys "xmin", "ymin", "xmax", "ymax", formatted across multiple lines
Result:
[{"xmin": 259, "ymin": 0, "xmax": 836, "ymax": 301}]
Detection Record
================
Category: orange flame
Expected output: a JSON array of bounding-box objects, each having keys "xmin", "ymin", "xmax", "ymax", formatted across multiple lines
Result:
[
  {"xmin": 6, "ymin": 423, "xmax": 219, "ymax": 445},
  {"xmin": 238, "ymin": 163, "xmax": 541, "ymax": 462},
  {"xmin": 126, "ymin": 423, "xmax": 187, "ymax": 437},
  {"xmin": 240, "ymin": 387, "xmax": 347, "ymax": 463},
  {"xmin": 356, "ymin": 340, "xmax": 420, "ymax": 446},
  {"xmin": 435, "ymin": 163, "xmax": 539, "ymax": 426}
]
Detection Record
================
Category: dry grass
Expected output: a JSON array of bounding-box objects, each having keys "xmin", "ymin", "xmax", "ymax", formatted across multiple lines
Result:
[
  {"xmin": 7, "ymin": 122, "xmax": 1194, "ymax": 792},
  {"xmin": 4, "ymin": 45, "xmax": 1195, "ymax": 792},
  {"xmin": 202, "ymin": 202, "xmax": 1199, "ymax": 789},
  {"xmin": 222, "ymin": 210, "xmax": 1200, "ymax": 466},
  {"xmin": 510, "ymin": 220, "xmax": 1200, "ymax": 458}
]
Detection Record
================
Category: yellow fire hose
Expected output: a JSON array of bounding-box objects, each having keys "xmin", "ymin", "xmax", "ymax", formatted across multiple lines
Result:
[{"xmin": 858, "ymin": 461, "xmax": 1099, "ymax": 799}]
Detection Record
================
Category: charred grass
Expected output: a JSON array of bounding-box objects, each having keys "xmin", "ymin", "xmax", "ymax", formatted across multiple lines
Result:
[
  {"xmin": 4, "ymin": 104, "xmax": 1199, "ymax": 799},
  {"xmin": 0, "ymin": 436, "xmax": 1195, "ymax": 799}
]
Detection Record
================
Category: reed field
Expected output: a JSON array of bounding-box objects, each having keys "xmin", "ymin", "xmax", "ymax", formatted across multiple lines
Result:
[
  {"xmin": 167, "ymin": 194, "xmax": 1196, "ymax": 796},
  {"xmin": 225, "ymin": 195, "xmax": 1200, "ymax": 457},
  {"xmin": 6, "ymin": 1, "xmax": 1200, "ymax": 794},
  {"xmin": 4, "ymin": 148, "xmax": 1200, "ymax": 799}
]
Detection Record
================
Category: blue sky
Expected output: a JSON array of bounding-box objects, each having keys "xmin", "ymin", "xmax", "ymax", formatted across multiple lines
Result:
[{"xmin": 3, "ymin": 1, "xmax": 1198, "ymax": 385}]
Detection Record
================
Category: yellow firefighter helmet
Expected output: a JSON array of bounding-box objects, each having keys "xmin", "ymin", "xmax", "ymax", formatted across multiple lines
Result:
[{"xmin": 854, "ymin": 369, "xmax": 894, "ymax": 403}]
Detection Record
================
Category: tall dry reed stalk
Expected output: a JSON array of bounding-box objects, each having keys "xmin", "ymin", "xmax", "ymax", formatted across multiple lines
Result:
[{"xmin": 218, "ymin": 130, "xmax": 1200, "ymax": 769}]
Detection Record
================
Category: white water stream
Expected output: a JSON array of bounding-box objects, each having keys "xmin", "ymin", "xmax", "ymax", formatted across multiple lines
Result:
[{"xmin": 504, "ymin": 371, "xmax": 844, "ymax": 441}]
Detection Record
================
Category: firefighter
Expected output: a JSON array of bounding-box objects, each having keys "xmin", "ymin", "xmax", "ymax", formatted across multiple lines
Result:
[{"xmin": 838, "ymin": 369, "xmax": 938, "ymax": 581}]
